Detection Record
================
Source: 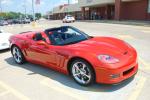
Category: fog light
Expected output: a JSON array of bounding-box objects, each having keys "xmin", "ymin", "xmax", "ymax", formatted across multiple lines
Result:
[{"xmin": 110, "ymin": 74, "xmax": 120, "ymax": 79}]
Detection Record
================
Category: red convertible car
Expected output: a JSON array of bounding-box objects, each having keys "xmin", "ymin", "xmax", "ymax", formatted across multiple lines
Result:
[{"xmin": 9, "ymin": 26, "xmax": 138, "ymax": 86}]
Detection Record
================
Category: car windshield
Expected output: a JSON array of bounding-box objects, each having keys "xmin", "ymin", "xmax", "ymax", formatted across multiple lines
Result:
[
  {"xmin": 45, "ymin": 26, "xmax": 91, "ymax": 46},
  {"xmin": 67, "ymin": 16, "xmax": 72, "ymax": 17}
]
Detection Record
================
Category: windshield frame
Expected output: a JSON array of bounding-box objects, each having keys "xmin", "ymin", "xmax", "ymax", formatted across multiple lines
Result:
[{"xmin": 45, "ymin": 26, "xmax": 91, "ymax": 46}]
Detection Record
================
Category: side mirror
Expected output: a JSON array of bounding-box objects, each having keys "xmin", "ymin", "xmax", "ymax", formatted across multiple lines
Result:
[
  {"xmin": 37, "ymin": 41, "xmax": 49, "ymax": 48},
  {"xmin": 33, "ymin": 33, "xmax": 43, "ymax": 41}
]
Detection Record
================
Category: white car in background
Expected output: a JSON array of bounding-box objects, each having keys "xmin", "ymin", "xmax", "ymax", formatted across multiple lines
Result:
[
  {"xmin": 63, "ymin": 15, "xmax": 75, "ymax": 23},
  {"xmin": 0, "ymin": 30, "xmax": 12, "ymax": 50}
]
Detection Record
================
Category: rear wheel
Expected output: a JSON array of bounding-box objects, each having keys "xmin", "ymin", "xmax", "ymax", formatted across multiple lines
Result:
[
  {"xmin": 70, "ymin": 59, "xmax": 95, "ymax": 86},
  {"xmin": 12, "ymin": 46, "xmax": 26, "ymax": 64}
]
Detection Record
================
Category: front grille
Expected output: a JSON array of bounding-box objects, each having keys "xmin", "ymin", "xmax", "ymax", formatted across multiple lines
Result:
[{"xmin": 123, "ymin": 67, "xmax": 134, "ymax": 76}]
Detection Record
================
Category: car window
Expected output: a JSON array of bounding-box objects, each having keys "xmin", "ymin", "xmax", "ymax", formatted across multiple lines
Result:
[{"xmin": 65, "ymin": 15, "xmax": 72, "ymax": 18}]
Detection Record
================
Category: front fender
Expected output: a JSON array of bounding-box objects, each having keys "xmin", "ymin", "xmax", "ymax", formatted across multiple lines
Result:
[{"xmin": 63, "ymin": 50, "xmax": 102, "ymax": 74}]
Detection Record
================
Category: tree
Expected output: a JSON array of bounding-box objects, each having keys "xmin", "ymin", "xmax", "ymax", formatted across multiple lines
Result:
[
  {"xmin": 0, "ymin": 12, "xmax": 32, "ymax": 19},
  {"xmin": 35, "ymin": 13, "xmax": 42, "ymax": 19}
]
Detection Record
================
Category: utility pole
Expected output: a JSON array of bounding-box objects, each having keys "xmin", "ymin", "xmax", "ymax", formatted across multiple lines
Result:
[
  {"xmin": 23, "ymin": 0, "xmax": 27, "ymax": 18},
  {"xmin": 68, "ymin": 0, "xmax": 70, "ymax": 4},
  {"xmin": 32, "ymin": 0, "xmax": 35, "ymax": 22}
]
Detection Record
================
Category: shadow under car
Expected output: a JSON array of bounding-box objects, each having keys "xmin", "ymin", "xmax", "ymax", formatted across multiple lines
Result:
[{"xmin": 5, "ymin": 57, "xmax": 135, "ymax": 92}]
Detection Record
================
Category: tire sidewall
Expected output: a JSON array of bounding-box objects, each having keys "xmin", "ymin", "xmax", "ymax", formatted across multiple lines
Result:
[
  {"xmin": 70, "ymin": 59, "xmax": 95, "ymax": 86},
  {"xmin": 12, "ymin": 46, "xmax": 25, "ymax": 64}
]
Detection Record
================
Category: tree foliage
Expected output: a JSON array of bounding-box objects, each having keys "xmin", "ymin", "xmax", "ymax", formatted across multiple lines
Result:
[
  {"xmin": 0, "ymin": 12, "xmax": 32, "ymax": 19},
  {"xmin": 35, "ymin": 13, "xmax": 42, "ymax": 19}
]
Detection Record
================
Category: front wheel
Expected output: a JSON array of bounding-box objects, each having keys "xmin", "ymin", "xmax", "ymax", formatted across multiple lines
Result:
[
  {"xmin": 70, "ymin": 59, "xmax": 95, "ymax": 86},
  {"xmin": 12, "ymin": 46, "xmax": 26, "ymax": 64}
]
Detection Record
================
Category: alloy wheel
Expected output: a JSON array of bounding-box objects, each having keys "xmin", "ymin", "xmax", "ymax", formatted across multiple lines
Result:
[
  {"xmin": 72, "ymin": 62, "xmax": 92, "ymax": 85},
  {"xmin": 12, "ymin": 47, "xmax": 22, "ymax": 63}
]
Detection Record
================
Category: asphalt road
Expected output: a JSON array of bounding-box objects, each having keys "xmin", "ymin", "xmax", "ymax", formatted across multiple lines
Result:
[{"xmin": 0, "ymin": 20, "xmax": 150, "ymax": 100}]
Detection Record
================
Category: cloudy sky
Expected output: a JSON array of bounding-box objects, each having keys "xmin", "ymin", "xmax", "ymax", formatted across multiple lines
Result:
[{"xmin": 1, "ymin": 0, "xmax": 78, "ymax": 14}]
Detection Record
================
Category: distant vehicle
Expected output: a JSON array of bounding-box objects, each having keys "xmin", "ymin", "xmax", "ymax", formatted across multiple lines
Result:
[
  {"xmin": 0, "ymin": 30, "xmax": 12, "ymax": 50},
  {"xmin": 7, "ymin": 19, "xmax": 15, "ymax": 25},
  {"xmin": 12, "ymin": 19, "xmax": 20, "ymax": 24},
  {"xmin": 0, "ymin": 20, "xmax": 4, "ymax": 26},
  {"xmin": 24, "ymin": 18, "xmax": 31, "ymax": 24},
  {"xmin": 12, "ymin": 18, "xmax": 31, "ymax": 24},
  {"xmin": 30, "ymin": 17, "xmax": 38, "ymax": 22},
  {"xmin": 3, "ymin": 20, "xmax": 9, "ymax": 25},
  {"xmin": 63, "ymin": 15, "xmax": 75, "ymax": 23},
  {"xmin": 18, "ymin": 19, "xmax": 23, "ymax": 24},
  {"xmin": 19, "ymin": 18, "xmax": 31, "ymax": 24},
  {"xmin": 0, "ymin": 20, "xmax": 8, "ymax": 26}
]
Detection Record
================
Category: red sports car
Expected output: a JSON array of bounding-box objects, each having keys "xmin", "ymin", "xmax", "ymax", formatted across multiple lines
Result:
[{"xmin": 9, "ymin": 26, "xmax": 138, "ymax": 86}]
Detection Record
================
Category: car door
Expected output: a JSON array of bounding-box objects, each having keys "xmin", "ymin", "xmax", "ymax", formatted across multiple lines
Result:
[{"xmin": 26, "ymin": 33, "xmax": 58, "ymax": 68}]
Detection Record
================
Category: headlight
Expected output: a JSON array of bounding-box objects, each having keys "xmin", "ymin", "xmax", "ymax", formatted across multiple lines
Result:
[{"xmin": 98, "ymin": 55, "xmax": 119, "ymax": 64}]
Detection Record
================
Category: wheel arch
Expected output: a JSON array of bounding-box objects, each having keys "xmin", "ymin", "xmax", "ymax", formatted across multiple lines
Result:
[
  {"xmin": 10, "ymin": 43, "xmax": 26, "ymax": 64},
  {"xmin": 10, "ymin": 43, "xmax": 26, "ymax": 58}
]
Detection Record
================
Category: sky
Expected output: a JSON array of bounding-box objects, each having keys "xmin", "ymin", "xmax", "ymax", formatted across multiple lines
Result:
[{"xmin": 1, "ymin": 0, "xmax": 78, "ymax": 15}]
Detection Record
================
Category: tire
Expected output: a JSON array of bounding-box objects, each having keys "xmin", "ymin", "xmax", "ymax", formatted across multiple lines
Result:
[
  {"xmin": 11, "ymin": 46, "xmax": 26, "ymax": 64},
  {"xmin": 70, "ymin": 59, "xmax": 95, "ymax": 86}
]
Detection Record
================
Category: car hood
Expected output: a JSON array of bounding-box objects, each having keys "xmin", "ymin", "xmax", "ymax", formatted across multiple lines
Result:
[{"xmin": 67, "ymin": 37, "xmax": 133, "ymax": 56}]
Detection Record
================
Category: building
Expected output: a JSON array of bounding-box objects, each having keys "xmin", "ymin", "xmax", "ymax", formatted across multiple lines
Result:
[
  {"xmin": 50, "ymin": 4, "xmax": 81, "ymax": 20},
  {"xmin": 80, "ymin": 0, "xmax": 150, "ymax": 20},
  {"xmin": 50, "ymin": 0, "xmax": 150, "ymax": 20}
]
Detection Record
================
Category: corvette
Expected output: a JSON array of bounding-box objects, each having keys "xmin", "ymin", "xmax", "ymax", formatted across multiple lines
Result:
[{"xmin": 9, "ymin": 26, "xmax": 138, "ymax": 86}]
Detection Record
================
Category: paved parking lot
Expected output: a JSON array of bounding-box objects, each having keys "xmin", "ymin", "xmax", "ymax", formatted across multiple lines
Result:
[{"xmin": 0, "ymin": 20, "xmax": 150, "ymax": 100}]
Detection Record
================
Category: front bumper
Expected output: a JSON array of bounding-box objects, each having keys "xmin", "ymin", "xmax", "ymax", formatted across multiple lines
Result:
[{"xmin": 95, "ymin": 62, "xmax": 138, "ymax": 84}]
